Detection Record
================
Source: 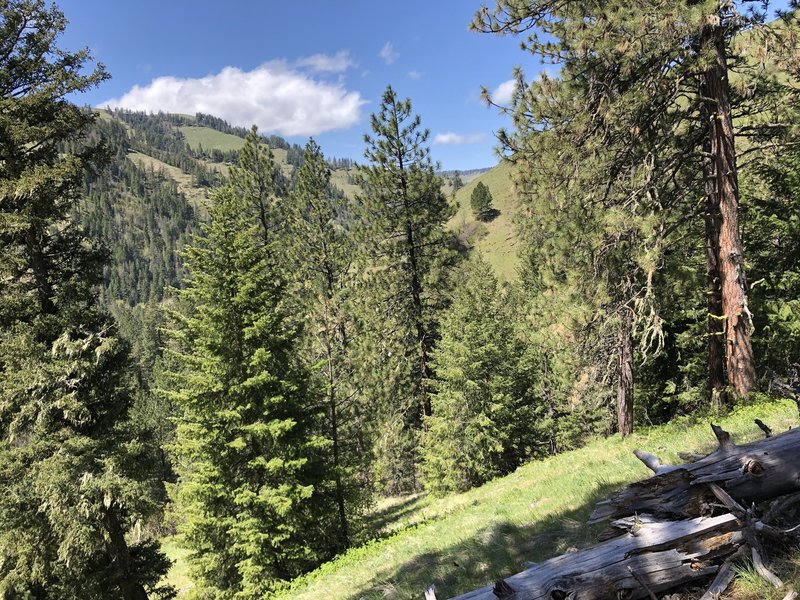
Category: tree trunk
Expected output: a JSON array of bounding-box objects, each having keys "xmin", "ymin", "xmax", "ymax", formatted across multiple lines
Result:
[
  {"xmin": 591, "ymin": 425, "xmax": 800, "ymax": 524},
  {"xmin": 102, "ymin": 506, "xmax": 149, "ymax": 600},
  {"xmin": 702, "ymin": 113, "xmax": 727, "ymax": 407},
  {"xmin": 616, "ymin": 308, "xmax": 634, "ymax": 436},
  {"xmin": 452, "ymin": 513, "xmax": 743, "ymax": 600},
  {"xmin": 542, "ymin": 353, "xmax": 558, "ymax": 455},
  {"xmin": 700, "ymin": 21, "xmax": 755, "ymax": 397}
]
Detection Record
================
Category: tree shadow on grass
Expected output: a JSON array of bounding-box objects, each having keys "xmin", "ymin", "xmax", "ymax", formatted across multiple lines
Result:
[
  {"xmin": 360, "ymin": 494, "xmax": 430, "ymax": 541},
  {"xmin": 477, "ymin": 208, "xmax": 501, "ymax": 223},
  {"xmin": 349, "ymin": 481, "xmax": 623, "ymax": 600}
]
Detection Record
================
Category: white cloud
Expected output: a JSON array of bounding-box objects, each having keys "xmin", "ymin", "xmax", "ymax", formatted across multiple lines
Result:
[
  {"xmin": 101, "ymin": 59, "xmax": 366, "ymax": 137},
  {"xmin": 491, "ymin": 79, "xmax": 516, "ymax": 105},
  {"xmin": 407, "ymin": 70, "xmax": 422, "ymax": 80},
  {"xmin": 433, "ymin": 132, "xmax": 487, "ymax": 145},
  {"xmin": 379, "ymin": 42, "xmax": 399, "ymax": 65},
  {"xmin": 295, "ymin": 50, "xmax": 353, "ymax": 74}
]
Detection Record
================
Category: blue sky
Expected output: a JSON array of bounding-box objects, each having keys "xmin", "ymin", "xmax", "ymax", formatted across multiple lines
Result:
[{"xmin": 57, "ymin": 1, "xmax": 543, "ymax": 171}]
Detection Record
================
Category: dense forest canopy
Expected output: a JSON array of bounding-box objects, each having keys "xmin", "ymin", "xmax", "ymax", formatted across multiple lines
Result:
[{"xmin": 1, "ymin": 0, "xmax": 799, "ymax": 597}]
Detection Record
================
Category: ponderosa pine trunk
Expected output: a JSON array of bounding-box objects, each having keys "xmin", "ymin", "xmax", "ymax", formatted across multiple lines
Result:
[
  {"xmin": 616, "ymin": 308, "xmax": 634, "ymax": 436},
  {"xmin": 702, "ymin": 116, "xmax": 727, "ymax": 407},
  {"xmin": 700, "ymin": 22, "xmax": 756, "ymax": 397}
]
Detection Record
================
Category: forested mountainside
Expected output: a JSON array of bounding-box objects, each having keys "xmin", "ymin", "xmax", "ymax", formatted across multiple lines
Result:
[
  {"xmin": 72, "ymin": 109, "xmax": 353, "ymax": 306},
  {"xmin": 3, "ymin": 0, "xmax": 800, "ymax": 598}
]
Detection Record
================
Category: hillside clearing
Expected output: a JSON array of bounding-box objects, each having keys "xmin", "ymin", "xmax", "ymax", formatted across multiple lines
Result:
[
  {"xmin": 449, "ymin": 161, "xmax": 522, "ymax": 281},
  {"xmin": 163, "ymin": 398, "xmax": 799, "ymax": 599}
]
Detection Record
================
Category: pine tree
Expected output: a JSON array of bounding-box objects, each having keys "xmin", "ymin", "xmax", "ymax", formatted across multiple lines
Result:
[
  {"xmin": 473, "ymin": 0, "xmax": 800, "ymax": 410},
  {"xmin": 167, "ymin": 182, "xmax": 328, "ymax": 596},
  {"xmin": 286, "ymin": 139, "xmax": 368, "ymax": 552},
  {"xmin": 0, "ymin": 1, "xmax": 170, "ymax": 597},
  {"xmin": 470, "ymin": 181, "xmax": 494, "ymax": 221},
  {"xmin": 421, "ymin": 257, "xmax": 539, "ymax": 494},
  {"xmin": 354, "ymin": 86, "xmax": 454, "ymax": 492}
]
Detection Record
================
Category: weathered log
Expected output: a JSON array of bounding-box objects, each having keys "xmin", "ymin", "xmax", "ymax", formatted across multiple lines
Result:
[
  {"xmin": 447, "ymin": 422, "xmax": 800, "ymax": 600},
  {"xmin": 450, "ymin": 514, "xmax": 743, "ymax": 600},
  {"xmin": 591, "ymin": 425, "xmax": 800, "ymax": 523}
]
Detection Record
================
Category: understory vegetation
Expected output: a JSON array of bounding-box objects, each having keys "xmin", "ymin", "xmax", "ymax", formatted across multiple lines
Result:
[{"xmin": 1, "ymin": 0, "xmax": 800, "ymax": 598}]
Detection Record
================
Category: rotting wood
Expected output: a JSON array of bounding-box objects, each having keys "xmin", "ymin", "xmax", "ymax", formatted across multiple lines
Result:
[
  {"xmin": 591, "ymin": 424, "xmax": 800, "ymax": 523},
  {"xmin": 445, "ymin": 421, "xmax": 800, "ymax": 600},
  {"xmin": 450, "ymin": 514, "xmax": 743, "ymax": 600},
  {"xmin": 698, "ymin": 545, "xmax": 747, "ymax": 600}
]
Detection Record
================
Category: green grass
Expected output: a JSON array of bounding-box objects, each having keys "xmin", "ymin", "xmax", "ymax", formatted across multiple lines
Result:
[
  {"xmin": 179, "ymin": 126, "xmax": 245, "ymax": 152},
  {"xmin": 449, "ymin": 161, "xmax": 522, "ymax": 281},
  {"xmin": 161, "ymin": 537, "xmax": 194, "ymax": 597},
  {"xmin": 260, "ymin": 398, "xmax": 799, "ymax": 600}
]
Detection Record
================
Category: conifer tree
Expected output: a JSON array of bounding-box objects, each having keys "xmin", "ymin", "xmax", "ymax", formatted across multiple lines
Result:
[
  {"xmin": 474, "ymin": 0, "xmax": 800, "ymax": 408},
  {"xmin": 470, "ymin": 181, "xmax": 494, "ymax": 221},
  {"xmin": 287, "ymin": 139, "xmax": 368, "ymax": 552},
  {"xmin": 167, "ymin": 181, "xmax": 329, "ymax": 596},
  {"xmin": 354, "ymin": 86, "xmax": 454, "ymax": 492},
  {"xmin": 0, "ymin": 1, "xmax": 170, "ymax": 597},
  {"xmin": 422, "ymin": 257, "xmax": 539, "ymax": 494}
]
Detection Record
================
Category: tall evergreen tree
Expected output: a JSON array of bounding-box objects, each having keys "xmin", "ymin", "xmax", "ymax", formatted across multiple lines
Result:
[
  {"xmin": 287, "ymin": 139, "xmax": 368, "ymax": 552},
  {"xmin": 167, "ymin": 181, "xmax": 329, "ymax": 596},
  {"xmin": 470, "ymin": 181, "xmax": 494, "ymax": 221},
  {"xmin": 474, "ymin": 0, "xmax": 800, "ymax": 411},
  {"xmin": 354, "ymin": 86, "xmax": 454, "ymax": 492},
  {"xmin": 0, "ymin": 1, "xmax": 170, "ymax": 597},
  {"xmin": 421, "ymin": 257, "xmax": 539, "ymax": 494}
]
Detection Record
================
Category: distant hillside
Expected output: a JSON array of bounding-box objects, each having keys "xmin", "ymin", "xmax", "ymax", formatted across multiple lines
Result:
[
  {"xmin": 78, "ymin": 109, "xmax": 522, "ymax": 306},
  {"xmin": 447, "ymin": 161, "xmax": 522, "ymax": 281},
  {"xmin": 78, "ymin": 109, "xmax": 360, "ymax": 306}
]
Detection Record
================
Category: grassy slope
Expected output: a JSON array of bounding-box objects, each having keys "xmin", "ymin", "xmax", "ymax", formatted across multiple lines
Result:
[
  {"xmin": 448, "ymin": 161, "xmax": 522, "ymax": 281},
  {"xmin": 179, "ymin": 125, "xmax": 245, "ymax": 152},
  {"xmin": 163, "ymin": 398, "xmax": 799, "ymax": 599},
  {"xmin": 127, "ymin": 151, "xmax": 211, "ymax": 209},
  {"xmin": 280, "ymin": 399, "xmax": 799, "ymax": 600}
]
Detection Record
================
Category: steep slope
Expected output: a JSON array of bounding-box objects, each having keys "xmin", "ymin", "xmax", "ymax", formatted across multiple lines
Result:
[
  {"xmin": 162, "ymin": 398, "xmax": 799, "ymax": 599},
  {"xmin": 78, "ymin": 110, "xmax": 349, "ymax": 306},
  {"xmin": 449, "ymin": 160, "xmax": 522, "ymax": 281}
]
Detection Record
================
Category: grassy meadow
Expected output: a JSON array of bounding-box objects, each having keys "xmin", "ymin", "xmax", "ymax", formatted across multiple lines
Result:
[
  {"xmin": 163, "ymin": 398, "xmax": 800, "ymax": 599},
  {"xmin": 448, "ymin": 161, "xmax": 522, "ymax": 281}
]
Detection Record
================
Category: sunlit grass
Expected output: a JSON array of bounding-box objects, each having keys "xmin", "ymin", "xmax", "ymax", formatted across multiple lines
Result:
[
  {"xmin": 179, "ymin": 126, "xmax": 245, "ymax": 152},
  {"xmin": 270, "ymin": 398, "xmax": 799, "ymax": 600},
  {"xmin": 449, "ymin": 161, "xmax": 522, "ymax": 281},
  {"xmin": 161, "ymin": 537, "xmax": 194, "ymax": 597}
]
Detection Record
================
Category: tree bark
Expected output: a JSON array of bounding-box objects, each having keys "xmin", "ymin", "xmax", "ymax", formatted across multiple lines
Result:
[
  {"xmin": 102, "ymin": 506, "xmax": 149, "ymax": 600},
  {"xmin": 702, "ymin": 116, "xmax": 726, "ymax": 407},
  {"xmin": 700, "ymin": 20, "xmax": 755, "ymax": 397},
  {"xmin": 616, "ymin": 308, "xmax": 634, "ymax": 436},
  {"xmin": 451, "ymin": 513, "xmax": 743, "ymax": 600}
]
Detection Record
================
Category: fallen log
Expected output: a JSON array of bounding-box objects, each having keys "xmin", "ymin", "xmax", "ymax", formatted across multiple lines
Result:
[
  {"xmin": 591, "ymin": 424, "xmax": 800, "ymax": 524},
  {"xmin": 445, "ymin": 421, "xmax": 800, "ymax": 600},
  {"xmin": 451, "ymin": 513, "xmax": 743, "ymax": 600}
]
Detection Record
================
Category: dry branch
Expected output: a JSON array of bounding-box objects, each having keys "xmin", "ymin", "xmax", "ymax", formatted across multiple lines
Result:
[
  {"xmin": 451, "ymin": 514, "xmax": 743, "ymax": 600},
  {"xmin": 447, "ymin": 421, "xmax": 800, "ymax": 600}
]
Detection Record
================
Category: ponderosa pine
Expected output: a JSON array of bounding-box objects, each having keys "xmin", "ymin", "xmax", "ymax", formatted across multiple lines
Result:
[
  {"xmin": 474, "ymin": 0, "xmax": 800, "ymax": 414},
  {"xmin": 354, "ymin": 86, "xmax": 454, "ymax": 492}
]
